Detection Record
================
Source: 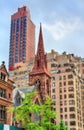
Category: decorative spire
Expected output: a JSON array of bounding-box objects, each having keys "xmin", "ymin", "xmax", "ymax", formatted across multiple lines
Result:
[
  {"xmin": 29, "ymin": 23, "xmax": 50, "ymax": 77},
  {"xmin": 37, "ymin": 23, "xmax": 45, "ymax": 56}
]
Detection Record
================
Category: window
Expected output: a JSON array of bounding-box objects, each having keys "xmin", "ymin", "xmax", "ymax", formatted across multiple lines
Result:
[
  {"xmin": 59, "ymin": 76, "xmax": 62, "ymax": 80},
  {"xmin": 69, "ymin": 94, "xmax": 74, "ymax": 98},
  {"xmin": 64, "ymin": 94, "xmax": 67, "ymax": 99},
  {"xmin": 0, "ymin": 88, "xmax": 6, "ymax": 98},
  {"xmin": 60, "ymin": 115, "xmax": 63, "ymax": 120},
  {"xmin": 52, "ymin": 82, "xmax": 55, "ymax": 87},
  {"xmin": 68, "ymin": 87, "xmax": 74, "ymax": 92},
  {"xmin": 53, "ymin": 101, "xmax": 56, "ymax": 106},
  {"xmin": 60, "ymin": 88, "xmax": 62, "ymax": 93},
  {"xmin": 60, "ymin": 101, "xmax": 63, "ymax": 106},
  {"xmin": 9, "ymin": 93, "xmax": 11, "ymax": 99},
  {"xmin": 68, "ymin": 74, "xmax": 73, "ymax": 79},
  {"xmin": 70, "ymin": 121, "xmax": 76, "ymax": 126},
  {"xmin": 0, "ymin": 105, "xmax": 6, "ymax": 120},
  {"xmin": 52, "ymin": 89, "xmax": 55, "ymax": 93},
  {"xmin": 64, "ymin": 108, "xmax": 67, "ymax": 112},
  {"xmin": 66, "ymin": 68, "xmax": 71, "ymax": 72},
  {"xmin": 68, "ymin": 81, "xmax": 73, "ymax": 85},
  {"xmin": 64, "ymin": 88, "xmax": 66, "ymax": 92},
  {"xmin": 64, "ymin": 63, "xmax": 69, "ymax": 67},
  {"xmin": 64, "ymin": 82, "xmax": 66, "ymax": 86},
  {"xmin": 69, "ymin": 107, "xmax": 75, "ymax": 112},
  {"xmin": 52, "ymin": 95, "xmax": 56, "ymax": 99},
  {"xmin": 51, "ymin": 63, "xmax": 57, "ymax": 67},
  {"xmin": 59, "ymin": 82, "xmax": 62, "ymax": 87},
  {"xmin": 64, "ymin": 101, "xmax": 67, "ymax": 105},
  {"xmin": 70, "ymin": 128, "xmax": 76, "ymax": 130},
  {"xmin": 60, "ymin": 108, "xmax": 63, "ymax": 113},
  {"xmin": 50, "ymin": 70, "xmax": 58, "ymax": 74},
  {"xmin": 63, "ymin": 75, "xmax": 66, "ymax": 80},
  {"xmin": 65, "ymin": 121, "xmax": 68, "ymax": 126},
  {"xmin": 60, "ymin": 95, "xmax": 62, "ymax": 99},
  {"xmin": 65, "ymin": 114, "xmax": 67, "ymax": 119},
  {"xmin": 52, "ymin": 77, "xmax": 55, "ymax": 80},
  {"xmin": 0, "ymin": 72, "xmax": 6, "ymax": 80},
  {"xmin": 69, "ymin": 100, "xmax": 75, "ymax": 105},
  {"xmin": 70, "ymin": 114, "xmax": 75, "ymax": 119}
]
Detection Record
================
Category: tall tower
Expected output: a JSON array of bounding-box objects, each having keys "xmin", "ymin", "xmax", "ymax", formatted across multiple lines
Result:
[
  {"xmin": 9, "ymin": 6, "xmax": 35, "ymax": 70},
  {"xmin": 29, "ymin": 24, "xmax": 51, "ymax": 101}
]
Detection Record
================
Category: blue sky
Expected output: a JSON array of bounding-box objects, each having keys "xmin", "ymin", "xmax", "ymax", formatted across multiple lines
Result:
[{"xmin": 0, "ymin": 0, "xmax": 84, "ymax": 69}]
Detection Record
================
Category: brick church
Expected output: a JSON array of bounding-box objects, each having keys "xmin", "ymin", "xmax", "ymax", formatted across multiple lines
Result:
[
  {"xmin": 29, "ymin": 24, "xmax": 51, "ymax": 102},
  {"xmin": 14, "ymin": 24, "xmax": 51, "ymax": 107},
  {"xmin": 13, "ymin": 24, "xmax": 51, "ymax": 125}
]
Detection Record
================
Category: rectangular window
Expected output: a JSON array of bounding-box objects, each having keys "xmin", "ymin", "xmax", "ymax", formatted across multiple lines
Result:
[
  {"xmin": 52, "ymin": 95, "xmax": 56, "ymax": 99},
  {"xmin": 69, "ymin": 100, "xmax": 75, "ymax": 105},
  {"xmin": 69, "ymin": 107, "xmax": 75, "ymax": 112},
  {"xmin": 64, "ymin": 108, "xmax": 67, "ymax": 112},
  {"xmin": 65, "ymin": 114, "xmax": 67, "ymax": 119},
  {"xmin": 52, "ymin": 82, "xmax": 55, "ymax": 87},
  {"xmin": 59, "ymin": 76, "xmax": 62, "ymax": 80},
  {"xmin": 64, "ymin": 101, "xmax": 67, "ymax": 105},
  {"xmin": 0, "ymin": 88, "xmax": 6, "ymax": 98},
  {"xmin": 64, "ymin": 94, "xmax": 67, "ymax": 99},
  {"xmin": 70, "ymin": 121, "xmax": 76, "ymax": 126},
  {"xmin": 68, "ymin": 81, "xmax": 73, "ymax": 85},
  {"xmin": 70, "ymin": 114, "xmax": 75, "ymax": 119},
  {"xmin": 60, "ymin": 101, "xmax": 63, "ymax": 106},
  {"xmin": 64, "ymin": 88, "xmax": 66, "ymax": 92},
  {"xmin": 60, "ymin": 95, "xmax": 62, "ymax": 99},
  {"xmin": 60, "ymin": 108, "xmax": 63, "ymax": 113},
  {"xmin": 59, "ymin": 82, "xmax": 62, "ymax": 87},
  {"xmin": 68, "ymin": 74, "xmax": 73, "ymax": 79},
  {"xmin": 63, "ymin": 75, "xmax": 66, "ymax": 80},
  {"xmin": 0, "ymin": 105, "xmax": 6, "ymax": 120},
  {"xmin": 69, "ymin": 94, "xmax": 74, "ymax": 98},
  {"xmin": 64, "ymin": 82, "xmax": 66, "ymax": 86},
  {"xmin": 68, "ymin": 87, "xmax": 74, "ymax": 92},
  {"xmin": 52, "ymin": 89, "xmax": 55, "ymax": 93},
  {"xmin": 52, "ymin": 77, "xmax": 55, "ymax": 80},
  {"xmin": 60, "ymin": 115, "xmax": 63, "ymax": 120},
  {"xmin": 60, "ymin": 88, "xmax": 62, "ymax": 93}
]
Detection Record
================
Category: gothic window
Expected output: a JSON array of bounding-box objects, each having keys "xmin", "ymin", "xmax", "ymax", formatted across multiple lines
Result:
[{"xmin": 35, "ymin": 79, "xmax": 41, "ymax": 89}]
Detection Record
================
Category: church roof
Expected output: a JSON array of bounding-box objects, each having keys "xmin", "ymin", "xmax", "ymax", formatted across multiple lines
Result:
[{"xmin": 14, "ymin": 86, "xmax": 36, "ymax": 99}]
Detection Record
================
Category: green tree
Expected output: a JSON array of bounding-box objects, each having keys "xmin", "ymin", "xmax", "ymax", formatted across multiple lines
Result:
[
  {"xmin": 62, "ymin": 51, "xmax": 67, "ymax": 55},
  {"xmin": 10, "ymin": 92, "xmax": 66, "ymax": 130},
  {"xmin": 58, "ymin": 120, "xmax": 68, "ymax": 130}
]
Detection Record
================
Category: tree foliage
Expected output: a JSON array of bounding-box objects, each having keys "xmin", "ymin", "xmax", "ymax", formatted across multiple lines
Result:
[{"xmin": 10, "ymin": 92, "xmax": 67, "ymax": 130}]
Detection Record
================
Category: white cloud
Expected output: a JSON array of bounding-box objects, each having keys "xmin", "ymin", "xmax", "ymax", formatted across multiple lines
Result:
[{"xmin": 43, "ymin": 18, "xmax": 82, "ymax": 40}]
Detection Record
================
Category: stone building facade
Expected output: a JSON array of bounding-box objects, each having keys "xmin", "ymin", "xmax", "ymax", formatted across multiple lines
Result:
[{"xmin": 0, "ymin": 61, "xmax": 14, "ymax": 125}]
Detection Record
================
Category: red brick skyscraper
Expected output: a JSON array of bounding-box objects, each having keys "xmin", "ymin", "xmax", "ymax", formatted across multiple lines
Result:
[{"xmin": 9, "ymin": 6, "xmax": 35, "ymax": 70}]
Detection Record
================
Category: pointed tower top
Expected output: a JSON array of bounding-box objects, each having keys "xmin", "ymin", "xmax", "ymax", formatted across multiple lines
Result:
[
  {"xmin": 29, "ymin": 23, "xmax": 50, "ymax": 77},
  {"xmin": 37, "ymin": 23, "xmax": 45, "ymax": 55}
]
